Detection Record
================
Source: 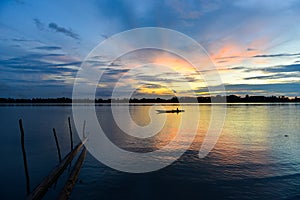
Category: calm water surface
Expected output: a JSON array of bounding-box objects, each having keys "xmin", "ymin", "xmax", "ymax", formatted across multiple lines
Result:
[{"xmin": 0, "ymin": 104, "xmax": 300, "ymax": 199}]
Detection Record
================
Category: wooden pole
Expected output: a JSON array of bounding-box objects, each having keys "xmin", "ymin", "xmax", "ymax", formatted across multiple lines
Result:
[
  {"xmin": 68, "ymin": 117, "xmax": 73, "ymax": 151},
  {"xmin": 19, "ymin": 119, "xmax": 31, "ymax": 195},
  {"xmin": 52, "ymin": 128, "xmax": 62, "ymax": 163},
  {"xmin": 27, "ymin": 138, "xmax": 87, "ymax": 200},
  {"xmin": 57, "ymin": 148, "xmax": 87, "ymax": 200},
  {"xmin": 82, "ymin": 120, "xmax": 86, "ymax": 138}
]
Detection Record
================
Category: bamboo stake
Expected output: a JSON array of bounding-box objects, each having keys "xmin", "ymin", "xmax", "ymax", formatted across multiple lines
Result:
[
  {"xmin": 19, "ymin": 119, "xmax": 31, "ymax": 195},
  {"xmin": 82, "ymin": 120, "xmax": 86, "ymax": 138},
  {"xmin": 57, "ymin": 148, "xmax": 87, "ymax": 200},
  {"xmin": 52, "ymin": 128, "xmax": 62, "ymax": 163},
  {"xmin": 68, "ymin": 117, "xmax": 73, "ymax": 151},
  {"xmin": 27, "ymin": 138, "xmax": 87, "ymax": 200}
]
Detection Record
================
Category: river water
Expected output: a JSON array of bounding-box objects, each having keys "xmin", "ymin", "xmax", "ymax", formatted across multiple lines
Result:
[{"xmin": 0, "ymin": 104, "xmax": 299, "ymax": 199}]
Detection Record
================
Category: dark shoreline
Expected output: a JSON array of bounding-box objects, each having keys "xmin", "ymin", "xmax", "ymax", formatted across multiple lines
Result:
[
  {"xmin": 1, "ymin": 102, "xmax": 300, "ymax": 106},
  {"xmin": 1, "ymin": 95, "xmax": 299, "ymax": 104}
]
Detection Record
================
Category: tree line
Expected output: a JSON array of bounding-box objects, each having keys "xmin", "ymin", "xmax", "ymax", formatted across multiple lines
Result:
[{"xmin": 1, "ymin": 95, "xmax": 299, "ymax": 103}]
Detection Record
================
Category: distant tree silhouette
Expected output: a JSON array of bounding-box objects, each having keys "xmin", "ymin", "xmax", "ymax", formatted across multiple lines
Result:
[{"xmin": 0, "ymin": 95, "xmax": 299, "ymax": 104}]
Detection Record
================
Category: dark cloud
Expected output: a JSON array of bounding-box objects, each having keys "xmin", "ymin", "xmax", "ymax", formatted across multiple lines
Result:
[
  {"xmin": 100, "ymin": 34, "xmax": 109, "ymax": 39},
  {"xmin": 135, "ymin": 73, "xmax": 200, "ymax": 84},
  {"xmin": 4, "ymin": 53, "xmax": 65, "ymax": 62},
  {"xmin": 224, "ymin": 83, "xmax": 300, "ymax": 95},
  {"xmin": 253, "ymin": 53, "xmax": 300, "ymax": 58},
  {"xmin": 85, "ymin": 60, "xmax": 108, "ymax": 66},
  {"xmin": 217, "ymin": 60, "xmax": 228, "ymax": 63},
  {"xmin": 104, "ymin": 68, "xmax": 130, "ymax": 76},
  {"xmin": 194, "ymin": 83, "xmax": 300, "ymax": 96},
  {"xmin": 33, "ymin": 18, "xmax": 44, "ymax": 30},
  {"xmin": 264, "ymin": 64, "xmax": 300, "ymax": 73},
  {"xmin": 215, "ymin": 56, "xmax": 240, "ymax": 60},
  {"xmin": 230, "ymin": 64, "xmax": 300, "ymax": 74},
  {"xmin": 94, "ymin": 0, "xmax": 210, "ymax": 30},
  {"xmin": 244, "ymin": 73, "xmax": 298, "ymax": 80},
  {"xmin": 12, "ymin": 38, "xmax": 28, "ymax": 42},
  {"xmin": 230, "ymin": 66, "xmax": 247, "ymax": 70},
  {"xmin": 0, "ymin": 82, "xmax": 12, "ymax": 92},
  {"xmin": 48, "ymin": 23, "xmax": 80, "ymax": 40},
  {"xmin": 95, "ymin": 88, "xmax": 114, "ymax": 98},
  {"xmin": 247, "ymin": 48, "xmax": 256, "ymax": 51},
  {"xmin": 12, "ymin": 38, "xmax": 40, "ymax": 43},
  {"xmin": 95, "ymin": 0, "xmax": 136, "ymax": 29},
  {"xmin": 89, "ymin": 55, "xmax": 106, "ymax": 60},
  {"xmin": 34, "ymin": 46, "xmax": 62, "ymax": 51},
  {"xmin": 11, "ymin": 44, "xmax": 21, "ymax": 48},
  {"xmin": 15, "ymin": 0, "xmax": 25, "ymax": 4},
  {"xmin": 0, "ymin": 83, "xmax": 73, "ymax": 98},
  {"xmin": 109, "ymin": 62, "xmax": 122, "ymax": 67},
  {"xmin": 0, "ymin": 53, "xmax": 80, "ymax": 75},
  {"xmin": 141, "ymin": 83, "xmax": 163, "ymax": 89}
]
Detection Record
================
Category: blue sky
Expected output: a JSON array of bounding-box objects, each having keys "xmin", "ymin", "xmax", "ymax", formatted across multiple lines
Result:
[{"xmin": 1, "ymin": 0, "xmax": 300, "ymax": 98}]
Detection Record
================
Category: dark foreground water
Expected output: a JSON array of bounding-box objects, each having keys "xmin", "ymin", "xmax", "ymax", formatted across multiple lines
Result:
[{"xmin": 0, "ymin": 104, "xmax": 300, "ymax": 199}]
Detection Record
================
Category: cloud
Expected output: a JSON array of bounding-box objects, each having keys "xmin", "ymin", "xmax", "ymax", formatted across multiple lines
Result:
[
  {"xmin": 140, "ymin": 83, "xmax": 163, "ymax": 89},
  {"xmin": 244, "ymin": 73, "xmax": 298, "ymax": 80},
  {"xmin": 93, "ymin": 0, "xmax": 221, "ymax": 30},
  {"xmin": 224, "ymin": 83, "xmax": 300, "ymax": 96},
  {"xmin": 100, "ymin": 34, "xmax": 109, "ymax": 39},
  {"xmin": 194, "ymin": 82, "xmax": 300, "ymax": 96},
  {"xmin": 263, "ymin": 64, "xmax": 300, "ymax": 73},
  {"xmin": 48, "ymin": 23, "xmax": 80, "ymax": 40},
  {"xmin": 230, "ymin": 64, "xmax": 300, "ymax": 74},
  {"xmin": 33, "ymin": 18, "xmax": 45, "ymax": 30},
  {"xmin": 165, "ymin": 0, "xmax": 220, "ymax": 20},
  {"xmin": 0, "ymin": 51, "xmax": 80, "ymax": 97},
  {"xmin": 215, "ymin": 56, "xmax": 240, "ymax": 60},
  {"xmin": 133, "ymin": 83, "xmax": 175, "ymax": 97},
  {"xmin": 166, "ymin": 0, "xmax": 201, "ymax": 20},
  {"xmin": 2, "ymin": 0, "xmax": 300, "ymax": 98},
  {"xmin": 0, "ymin": 53, "xmax": 80, "ymax": 75},
  {"xmin": 230, "ymin": 66, "xmax": 247, "ymax": 70},
  {"xmin": 34, "ymin": 46, "xmax": 62, "ymax": 51},
  {"xmin": 135, "ymin": 73, "xmax": 199, "ymax": 84},
  {"xmin": 234, "ymin": 0, "xmax": 298, "ymax": 11},
  {"xmin": 12, "ymin": 38, "xmax": 40, "ymax": 43},
  {"xmin": 247, "ymin": 48, "xmax": 256, "ymax": 51},
  {"xmin": 253, "ymin": 53, "xmax": 300, "ymax": 58},
  {"xmin": 14, "ymin": 0, "xmax": 25, "ymax": 4},
  {"xmin": 104, "ymin": 68, "xmax": 130, "ymax": 76}
]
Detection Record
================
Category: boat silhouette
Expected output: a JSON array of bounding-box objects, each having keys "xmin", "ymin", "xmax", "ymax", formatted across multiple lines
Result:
[{"xmin": 156, "ymin": 108, "xmax": 185, "ymax": 114}]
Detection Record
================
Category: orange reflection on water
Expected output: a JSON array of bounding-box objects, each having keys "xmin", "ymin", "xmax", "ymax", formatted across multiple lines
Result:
[
  {"xmin": 156, "ymin": 105, "xmax": 275, "ymax": 178},
  {"xmin": 110, "ymin": 104, "xmax": 299, "ymax": 179}
]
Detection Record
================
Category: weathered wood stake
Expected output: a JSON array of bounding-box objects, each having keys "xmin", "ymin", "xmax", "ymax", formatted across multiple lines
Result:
[
  {"xmin": 52, "ymin": 128, "xmax": 62, "ymax": 163},
  {"xmin": 68, "ymin": 117, "xmax": 74, "ymax": 151},
  {"xmin": 57, "ymin": 148, "xmax": 87, "ymax": 200},
  {"xmin": 19, "ymin": 119, "xmax": 31, "ymax": 195},
  {"xmin": 27, "ymin": 138, "xmax": 87, "ymax": 200},
  {"xmin": 82, "ymin": 120, "xmax": 86, "ymax": 138}
]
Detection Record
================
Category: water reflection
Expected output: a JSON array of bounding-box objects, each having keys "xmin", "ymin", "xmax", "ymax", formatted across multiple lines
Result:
[
  {"xmin": 93, "ymin": 104, "xmax": 300, "ymax": 178},
  {"xmin": 1, "ymin": 104, "xmax": 300, "ymax": 199},
  {"xmin": 71, "ymin": 104, "xmax": 300, "ymax": 199}
]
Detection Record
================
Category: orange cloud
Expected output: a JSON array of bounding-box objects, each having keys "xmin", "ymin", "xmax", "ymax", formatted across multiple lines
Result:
[
  {"xmin": 152, "ymin": 55, "xmax": 195, "ymax": 73},
  {"xmin": 209, "ymin": 37, "xmax": 268, "ymax": 67},
  {"xmin": 136, "ymin": 85, "xmax": 175, "ymax": 96}
]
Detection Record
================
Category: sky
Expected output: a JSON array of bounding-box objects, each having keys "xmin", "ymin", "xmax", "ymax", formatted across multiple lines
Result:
[{"xmin": 1, "ymin": 0, "xmax": 300, "ymax": 98}]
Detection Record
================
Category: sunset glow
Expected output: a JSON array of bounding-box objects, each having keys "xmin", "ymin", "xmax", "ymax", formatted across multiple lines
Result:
[{"xmin": 1, "ymin": 0, "xmax": 300, "ymax": 98}]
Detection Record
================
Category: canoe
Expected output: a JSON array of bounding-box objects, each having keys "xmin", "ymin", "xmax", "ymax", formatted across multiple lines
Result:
[{"xmin": 156, "ymin": 109, "xmax": 185, "ymax": 113}]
